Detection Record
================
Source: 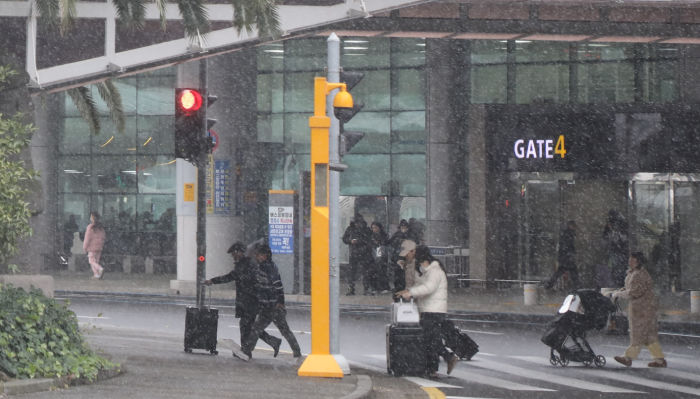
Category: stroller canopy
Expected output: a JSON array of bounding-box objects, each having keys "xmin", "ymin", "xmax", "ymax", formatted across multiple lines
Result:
[{"xmin": 570, "ymin": 289, "xmax": 616, "ymax": 330}]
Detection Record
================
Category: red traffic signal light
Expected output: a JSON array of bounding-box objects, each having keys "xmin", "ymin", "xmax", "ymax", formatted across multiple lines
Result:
[{"xmin": 177, "ymin": 89, "xmax": 203, "ymax": 114}]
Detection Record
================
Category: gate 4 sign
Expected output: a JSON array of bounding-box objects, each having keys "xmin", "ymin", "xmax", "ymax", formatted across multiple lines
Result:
[
  {"xmin": 269, "ymin": 206, "xmax": 294, "ymax": 254},
  {"xmin": 514, "ymin": 135, "xmax": 566, "ymax": 159}
]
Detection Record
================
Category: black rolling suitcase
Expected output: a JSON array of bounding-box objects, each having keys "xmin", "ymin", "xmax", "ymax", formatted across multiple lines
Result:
[
  {"xmin": 386, "ymin": 324, "xmax": 425, "ymax": 376},
  {"xmin": 442, "ymin": 319, "xmax": 478, "ymax": 360},
  {"xmin": 184, "ymin": 287, "xmax": 219, "ymax": 355}
]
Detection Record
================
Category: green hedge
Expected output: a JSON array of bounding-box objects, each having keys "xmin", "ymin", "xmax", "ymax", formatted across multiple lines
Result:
[{"xmin": 0, "ymin": 284, "xmax": 115, "ymax": 380}]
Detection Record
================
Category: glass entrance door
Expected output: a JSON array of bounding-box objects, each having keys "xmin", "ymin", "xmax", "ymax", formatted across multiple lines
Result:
[{"xmin": 520, "ymin": 180, "xmax": 560, "ymax": 281}]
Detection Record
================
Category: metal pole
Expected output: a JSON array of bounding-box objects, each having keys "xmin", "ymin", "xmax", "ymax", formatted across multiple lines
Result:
[
  {"xmin": 196, "ymin": 59, "xmax": 208, "ymax": 308},
  {"xmin": 327, "ymin": 33, "xmax": 349, "ymax": 374}
]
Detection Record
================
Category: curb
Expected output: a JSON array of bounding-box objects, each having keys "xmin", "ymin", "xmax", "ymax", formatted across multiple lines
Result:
[
  {"xmin": 341, "ymin": 375, "xmax": 372, "ymax": 399},
  {"xmin": 0, "ymin": 364, "xmax": 124, "ymax": 396}
]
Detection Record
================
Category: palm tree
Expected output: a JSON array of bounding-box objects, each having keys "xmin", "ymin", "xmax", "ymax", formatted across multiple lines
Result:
[{"xmin": 34, "ymin": 0, "xmax": 280, "ymax": 134}]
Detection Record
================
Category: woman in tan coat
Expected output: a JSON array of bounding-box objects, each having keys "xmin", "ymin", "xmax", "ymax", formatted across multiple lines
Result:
[
  {"xmin": 612, "ymin": 251, "xmax": 666, "ymax": 368},
  {"xmin": 83, "ymin": 211, "xmax": 107, "ymax": 279}
]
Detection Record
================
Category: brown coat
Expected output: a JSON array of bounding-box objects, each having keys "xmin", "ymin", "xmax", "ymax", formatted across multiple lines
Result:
[{"xmin": 616, "ymin": 267, "xmax": 659, "ymax": 346}]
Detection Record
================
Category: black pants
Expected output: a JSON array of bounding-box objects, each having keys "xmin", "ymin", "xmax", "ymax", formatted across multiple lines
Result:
[
  {"xmin": 348, "ymin": 258, "xmax": 374, "ymax": 294},
  {"xmin": 546, "ymin": 267, "xmax": 580, "ymax": 289},
  {"xmin": 420, "ymin": 312, "xmax": 452, "ymax": 374},
  {"xmin": 239, "ymin": 310, "xmax": 277, "ymax": 349},
  {"xmin": 241, "ymin": 306, "xmax": 301, "ymax": 357}
]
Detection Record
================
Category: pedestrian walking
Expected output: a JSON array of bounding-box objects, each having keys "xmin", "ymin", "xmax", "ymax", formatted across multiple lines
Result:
[
  {"xmin": 545, "ymin": 220, "xmax": 580, "ymax": 290},
  {"xmin": 388, "ymin": 220, "xmax": 413, "ymax": 291},
  {"xmin": 395, "ymin": 245, "xmax": 458, "ymax": 379},
  {"xmin": 342, "ymin": 214, "xmax": 375, "ymax": 295},
  {"xmin": 203, "ymin": 242, "xmax": 282, "ymax": 357},
  {"xmin": 611, "ymin": 251, "xmax": 667, "ymax": 368},
  {"xmin": 83, "ymin": 211, "xmax": 106, "ymax": 279},
  {"xmin": 233, "ymin": 243, "xmax": 301, "ymax": 361}
]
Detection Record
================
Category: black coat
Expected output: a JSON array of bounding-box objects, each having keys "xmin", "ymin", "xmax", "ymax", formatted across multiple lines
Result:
[
  {"xmin": 557, "ymin": 227, "xmax": 576, "ymax": 271},
  {"xmin": 343, "ymin": 222, "xmax": 373, "ymax": 264},
  {"xmin": 211, "ymin": 256, "xmax": 259, "ymax": 318}
]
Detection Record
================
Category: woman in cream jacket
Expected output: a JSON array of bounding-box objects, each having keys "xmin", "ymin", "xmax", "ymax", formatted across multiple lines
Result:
[{"xmin": 396, "ymin": 245, "xmax": 458, "ymax": 378}]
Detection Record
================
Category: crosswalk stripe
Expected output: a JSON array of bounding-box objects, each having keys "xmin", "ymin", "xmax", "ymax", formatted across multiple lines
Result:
[
  {"xmin": 471, "ymin": 357, "xmax": 643, "ymax": 393},
  {"xmin": 448, "ymin": 368, "xmax": 554, "ymax": 392},
  {"xmin": 651, "ymin": 367, "xmax": 700, "ymax": 383},
  {"xmin": 515, "ymin": 355, "xmax": 700, "ymax": 397},
  {"xmin": 579, "ymin": 367, "xmax": 700, "ymax": 397},
  {"xmin": 404, "ymin": 377, "xmax": 462, "ymax": 388}
]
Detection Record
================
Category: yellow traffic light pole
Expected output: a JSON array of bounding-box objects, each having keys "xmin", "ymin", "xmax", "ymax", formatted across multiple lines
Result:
[{"xmin": 298, "ymin": 77, "xmax": 352, "ymax": 378}]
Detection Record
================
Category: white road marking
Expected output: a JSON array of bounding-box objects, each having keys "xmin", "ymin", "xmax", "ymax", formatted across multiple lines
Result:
[
  {"xmin": 473, "ymin": 357, "xmax": 644, "ymax": 393},
  {"xmin": 651, "ymin": 367, "xmax": 700, "ymax": 383},
  {"xmin": 77, "ymin": 315, "xmax": 110, "ymax": 319},
  {"xmin": 579, "ymin": 366, "xmax": 700, "ymax": 397},
  {"xmin": 404, "ymin": 376, "xmax": 462, "ymax": 388},
  {"xmin": 462, "ymin": 330, "xmax": 503, "ymax": 336},
  {"xmin": 449, "ymin": 367, "xmax": 555, "ymax": 392},
  {"xmin": 516, "ymin": 355, "xmax": 700, "ymax": 397},
  {"xmin": 227, "ymin": 323, "xmax": 311, "ymax": 335}
]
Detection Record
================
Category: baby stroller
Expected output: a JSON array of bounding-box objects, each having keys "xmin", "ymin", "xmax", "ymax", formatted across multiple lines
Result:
[{"xmin": 541, "ymin": 289, "xmax": 616, "ymax": 367}]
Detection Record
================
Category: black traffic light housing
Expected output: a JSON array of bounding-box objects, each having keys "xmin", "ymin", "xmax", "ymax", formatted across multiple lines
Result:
[
  {"xmin": 175, "ymin": 88, "xmax": 217, "ymax": 166},
  {"xmin": 335, "ymin": 71, "xmax": 365, "ymax": 157}
]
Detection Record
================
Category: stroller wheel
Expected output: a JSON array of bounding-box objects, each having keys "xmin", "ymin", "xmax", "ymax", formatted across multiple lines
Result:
[
  {"xmin": 550, "ymin": 355, "xmax": 560, "ymax": 366},
  {"xmin": 583, "ymin": 359, "xmax": 592, "ymax": 367},
  {"xmin": 559, "ymin": 357, "xmax": 569, "ymax": 367},
  {"xmin": 594, "ymin": 355, "xmax": 606, "ymax": 367}
]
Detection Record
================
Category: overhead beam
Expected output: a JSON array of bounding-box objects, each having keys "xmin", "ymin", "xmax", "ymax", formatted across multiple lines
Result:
[{"xmin": 1, "ymin": 0, "xmax": 430, "ymax": 91}]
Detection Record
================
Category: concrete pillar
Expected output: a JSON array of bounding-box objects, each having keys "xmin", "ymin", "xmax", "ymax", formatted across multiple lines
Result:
[
  {"xmin": 424, "ymin": 40, "xmax": 468, "ymax": 247},
  {"xmin": 467, "ymin": 105, "xmax": 489, "ymax": 283}
]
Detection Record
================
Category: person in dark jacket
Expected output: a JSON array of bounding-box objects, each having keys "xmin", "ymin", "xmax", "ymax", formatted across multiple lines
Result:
[
  {"xmin": 233, "ymin": 243, "xmax": 301, "ymax": 361},
  {"xmin": 388, "ymin": 219, "xmax": 416, "ymax": 291},
  {"xmin": 342, "ymin": 214, "xmax": 375, "ymax": 295},
  {"xmin": 604, "ymin": 209, "xmax": 629, "ymax": 287},
  {"xmin": 545, "ymin": 220, "xmax": 580, "ymax": 290},
  {"xmin": 204, "ymin": 242, "xmax": 281, "ymax": 356},
  {"xmin": 370, "ymin": 221, "xmax": 390, "ymax": 293}
]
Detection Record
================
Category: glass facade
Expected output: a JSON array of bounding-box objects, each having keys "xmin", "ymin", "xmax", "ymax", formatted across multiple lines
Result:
[
  {"xmin": 257, "ymin": 37, "xmax": 428, "ymax": 227},
  {"xmin": 58, "ymin": 68, "xmax": 177, "ymax": 270}
]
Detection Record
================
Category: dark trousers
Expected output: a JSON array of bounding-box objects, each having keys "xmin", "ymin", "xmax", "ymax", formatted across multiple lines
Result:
[
  {"xmin": 546, "ymin": 267, "xmax": 580, "ymax": 290},
  {"xmin": 241, "ymin": 306, "xmax": 301, "ymax": 357},
  {"xmin": 239, "ymin": 311, "xmax": 277, "ymax": 348},
  {"xmin": 348, "ymin": 258, "xmax": 374, "ymax": 294},
  {"xmin": 420, "ymin": 312, "xmax": 452, "ymax": 374}
]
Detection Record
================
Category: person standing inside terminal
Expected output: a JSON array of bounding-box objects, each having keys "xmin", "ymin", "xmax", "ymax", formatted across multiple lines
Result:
[
  {"xmin": 233, "ymin": 243, "xmax": 301, "ymax": 361},
  {"xmin": 342, "ymin": 214, "xmax": 374, "ymax": 295},
  {"xmin": 83, "ymin": 211, "xmax": 106, "ymax": 279},
  {"xmin": 203, "ymin": 242, "xmax": 281, "ymax": 357},
  {"xmin": 545, "ymin": 220, "xmax": 580, "ymax": 290},
  {"xmin": 603, "ymin": 209, "xmax": 629, "ymax": 287},
  {"xmin": 611, "ymin": 251, "xmax": 667, "ymax": 368}
]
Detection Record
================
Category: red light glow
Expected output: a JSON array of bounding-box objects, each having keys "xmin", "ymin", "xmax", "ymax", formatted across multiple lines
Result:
[{"xmin": 178, "ymin": 89, "xmax": 203, "ymax": 113}]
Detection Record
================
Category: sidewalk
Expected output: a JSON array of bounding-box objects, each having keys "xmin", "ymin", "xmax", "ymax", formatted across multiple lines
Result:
[{"xmin": 49, "ymin": 270, "xmax": 700, "ymax": 329}]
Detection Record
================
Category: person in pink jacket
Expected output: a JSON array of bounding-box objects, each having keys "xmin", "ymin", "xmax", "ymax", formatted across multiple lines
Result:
[{"xmin": 83, "ymin": 211, "xmax": 107, "ymax": 279}]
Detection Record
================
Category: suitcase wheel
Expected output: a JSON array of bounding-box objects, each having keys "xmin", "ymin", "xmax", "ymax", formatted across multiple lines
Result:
[
  {"xmin": 210, "ymin": 350, "xmax": 218, "ymax": 355},
  {"xmin": 184, "ymin": 348, "xmax": 192, "ymax": 353}
]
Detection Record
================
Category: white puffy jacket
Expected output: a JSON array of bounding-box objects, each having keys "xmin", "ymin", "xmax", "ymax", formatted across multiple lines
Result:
[{"xmin": 408, "ymin": 260, "xmax": 448, "ymax": 314}]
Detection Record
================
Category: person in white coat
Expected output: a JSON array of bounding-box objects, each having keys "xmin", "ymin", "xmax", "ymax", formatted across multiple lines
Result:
[{"xmin": 396, "ymin": 245, "xmax": 458, "ymax": 379}]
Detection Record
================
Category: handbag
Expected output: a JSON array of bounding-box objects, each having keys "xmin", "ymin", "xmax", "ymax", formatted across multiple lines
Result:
[
  {"xmin": 606, "ymin": 299, "xmax": 629, "ymax": 335},
  {"xmin": 391, "ymin": 298, "xmax": 420, "ymax": 325}
]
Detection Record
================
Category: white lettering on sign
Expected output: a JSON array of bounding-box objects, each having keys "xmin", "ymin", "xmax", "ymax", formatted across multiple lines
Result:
[{"xmin": 514, "ymin": 135, "xmax": 566, "ymax": 159}]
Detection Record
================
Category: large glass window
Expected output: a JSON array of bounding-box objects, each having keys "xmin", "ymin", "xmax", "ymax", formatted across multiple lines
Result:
[
  {"xmin": 258, "ymin": 37, "xmax": 427, "ymax": 200},
  {"xmin": 58, "ymin": 67, "xmax": 177, "ymax": 261}
]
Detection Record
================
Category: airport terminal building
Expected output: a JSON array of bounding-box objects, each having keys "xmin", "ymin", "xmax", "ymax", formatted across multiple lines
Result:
[{"xmin": 11, "ymin": 1, "xmax": 700, "ymax": 291}]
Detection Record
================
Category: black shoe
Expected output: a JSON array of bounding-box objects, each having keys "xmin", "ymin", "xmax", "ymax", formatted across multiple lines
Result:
[
  {"xmin": 293, "ymin": 351, "xmax": 302, "ymax": 358},
  {"xmin": 346, "ymin": 291, "xmax": 355, "ymax": 296},
  {"xmin": 272, "ymin": 337, "xmax": 282, "ymax": 358}
]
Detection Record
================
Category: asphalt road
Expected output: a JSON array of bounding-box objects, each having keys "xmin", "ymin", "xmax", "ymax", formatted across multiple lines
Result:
[{"xmin": 58, "ymin": 296, "xmax": 700, "ymax": 399}]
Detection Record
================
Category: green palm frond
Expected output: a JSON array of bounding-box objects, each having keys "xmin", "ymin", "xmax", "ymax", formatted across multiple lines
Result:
[
  {"xmin": 96, "ymin": 80, "xmax": 125, "ymax": 134},
  {"xmin": 155, "ymin": 0, "xmax": 169, "ymax": 30},
  {"xmin": 34, "ymin": 0, "xmax": 59, "ymax": 26},
  {"xmin": 175, "ymin": 0, "xmax": 210, "ymax": 41},
  {"xmin": 67, "ymin": 87, "xmax": 100, "ymax": 135},
  {"xmin": 59, "ymin": 0, "xmax": 77, "ymax": 35},
  {"xmin": 112, "ymin": 0, "xmax": 146, "ymax": 30},
  {"xmin": 232, "ymin": 0, "xmax": 280, "ymax": 39}
]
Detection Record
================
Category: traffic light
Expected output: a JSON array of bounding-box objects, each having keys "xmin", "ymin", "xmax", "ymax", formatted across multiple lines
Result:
[
  {"xmin": 335, "ymin": 71, "xmax": 365, "ymax": 157},
  {"xmin": 175, "ymin": 88, "xmax": 216, "ymax": 166}
]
